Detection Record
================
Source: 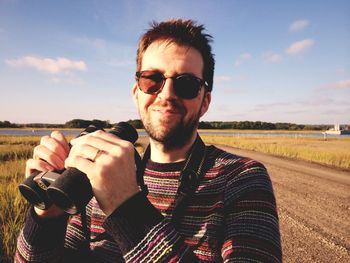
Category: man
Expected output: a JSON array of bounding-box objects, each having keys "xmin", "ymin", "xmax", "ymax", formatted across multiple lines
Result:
[{"xmin": 16, "ymin": 19, "xmax": 282, "ymax": 262}]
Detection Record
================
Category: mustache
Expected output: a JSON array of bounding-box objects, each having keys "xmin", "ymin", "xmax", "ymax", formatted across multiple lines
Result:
[{"xmin": 152, "ymin": 100, "xmax": 184, "ymax": 113}]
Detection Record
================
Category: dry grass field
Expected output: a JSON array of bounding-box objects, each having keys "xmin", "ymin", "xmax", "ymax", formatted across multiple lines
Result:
[
  {"xmin": 0, "ymin": 132, "xmax": 349, "ymax": 262},
  {"xmin": 201, "ymin": 134, "xmax": 350, "ymax": 169}
]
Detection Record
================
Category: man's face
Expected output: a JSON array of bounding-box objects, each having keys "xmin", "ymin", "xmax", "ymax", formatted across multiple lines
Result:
[{"xmin": 132, "ymin": 41, "xmax": 211, "ymax": 149}]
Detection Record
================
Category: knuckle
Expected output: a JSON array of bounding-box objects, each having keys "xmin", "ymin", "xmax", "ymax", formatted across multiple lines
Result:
[
  {"xmin": 68, "ymin": 145, "xmax": 77, "ymax": 156},
  {"xmin": 51, "ymin": 142, "xmax": 61, "ymax": 153},
  {"xmin": 51, "ymin": 130, "xmax": 62, "ymax": 138},
  {"xmin": 51, "ymin": 131, "xmax": 62, "ymax": 137},
  {"xmin": 65, "ymin": 156, "xmax": 75, "ymax": 165},
  {"xmin": 123, "ymin": 141, "xmax": 135, "ymax": 153},
  {"xmin": 26, "ymin": 158, "xmax": 33, "ymax": 167},
  {"xmin": 97, "ymin": 164, "xmax": 108, "ymax": 175},
  {"xmin": 76, "ymin": 143, "xmax": 87, "ymax": 153},
  {"xmin": 33, "ymin": 145, "xmax": 42, "ymax": 155},
  {"xmin": 94, "ymin": 130, "xmax": 104, "ymax": 136},
  {"xmin": 40, "ymin": 135, "xmax": 50, "ymax": 145}
]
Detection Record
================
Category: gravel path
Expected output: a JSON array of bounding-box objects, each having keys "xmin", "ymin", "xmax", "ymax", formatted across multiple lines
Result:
[{"xmin": 218, "ymin": 145, "xmax": 350, "ymax": 263}]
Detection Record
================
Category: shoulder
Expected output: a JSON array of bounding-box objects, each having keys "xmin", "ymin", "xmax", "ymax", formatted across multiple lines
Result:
[
  {"xmin": 206, "ymin": 145, "xmax": 267, "ymax": 174},
  {"xmin": 205, "ymin": 145, "xmax": 274, "ymax": 201}
]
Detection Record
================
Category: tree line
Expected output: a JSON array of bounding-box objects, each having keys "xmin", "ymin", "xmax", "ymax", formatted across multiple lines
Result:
[{"xmin": 0, "ymin": 119, "xmax": 333, "ymax": 131}]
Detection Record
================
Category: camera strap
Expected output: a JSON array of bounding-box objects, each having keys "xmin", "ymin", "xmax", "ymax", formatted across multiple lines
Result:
[
  {"xmin": 172, "ymin": 134, "xmax": 207, "ymax": 224},
  {"xmin": 141, "ymin": 134, "xmax": 207, "ymax": 224}
]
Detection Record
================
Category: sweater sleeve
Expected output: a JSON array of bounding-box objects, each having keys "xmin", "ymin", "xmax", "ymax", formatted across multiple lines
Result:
[
  {"xmin": 15, "ymin": 206, "xmax": 69, "ymax": 262},
  {"xmin": 221, "ymin": 159, "xmax": 282, "ymax": 262}
]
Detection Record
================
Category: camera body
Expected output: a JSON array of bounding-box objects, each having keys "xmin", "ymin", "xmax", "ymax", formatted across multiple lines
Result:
[
  {"xmin": 19, "ymin": 122, "xmax": 139, "ymax": 215},
  {"xmin": 33, "ymin": 170, "xmax": 62, "ymax": 190}
]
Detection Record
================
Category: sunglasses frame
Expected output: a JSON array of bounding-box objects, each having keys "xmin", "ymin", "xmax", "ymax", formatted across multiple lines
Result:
[{"xmin": 135, "ymin": 70, "xmax": 209, "ymax": 99}]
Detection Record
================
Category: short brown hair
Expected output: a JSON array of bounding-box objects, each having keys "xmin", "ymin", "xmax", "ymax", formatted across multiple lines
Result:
[{"xmin": 136, "ymin": 19, "xmax": 215, "ymax": 91}]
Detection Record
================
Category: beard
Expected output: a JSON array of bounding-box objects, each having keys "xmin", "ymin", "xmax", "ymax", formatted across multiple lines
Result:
[{"xmin": 140, "ymin": 100, "xmax": 201, "ymax": 150}]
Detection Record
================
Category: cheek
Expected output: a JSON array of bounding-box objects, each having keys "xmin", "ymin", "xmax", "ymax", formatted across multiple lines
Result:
[
  {"xmin": 138, "ymin": 93, "xmax": 156, "ymax": 110},
  {"xmin": 183, "ymin": 100, "xmax": 200, "ymax": 118}
]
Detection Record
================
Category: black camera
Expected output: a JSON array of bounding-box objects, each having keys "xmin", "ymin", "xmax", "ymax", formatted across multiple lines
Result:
[{"xmin": 19, "ymin": 122, "xmax": 139, "ymax": 215}]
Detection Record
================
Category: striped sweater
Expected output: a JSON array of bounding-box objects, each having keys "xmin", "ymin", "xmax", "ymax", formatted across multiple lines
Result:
[{"xmin": 16, "ymin": 145, "xmax": 282, "ymax": 262}]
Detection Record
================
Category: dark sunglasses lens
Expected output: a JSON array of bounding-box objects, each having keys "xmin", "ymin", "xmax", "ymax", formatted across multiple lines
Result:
[
  {"xmin": 174, "ymin": 76, "xmax": 201, "ymax": 99},
  {"xmin": 139, "ymin": 72, "xmax": 163, "ymax": 93}
]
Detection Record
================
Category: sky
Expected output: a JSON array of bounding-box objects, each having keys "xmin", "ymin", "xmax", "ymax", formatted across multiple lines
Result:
[{"xmin": 0, "ymin": 0, "xmax": 349, "ymax": 125}]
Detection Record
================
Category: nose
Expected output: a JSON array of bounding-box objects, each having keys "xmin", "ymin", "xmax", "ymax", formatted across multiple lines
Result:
[{"xmin": 158, "ymin": 78, "xmax": 178, "ymax": 100}]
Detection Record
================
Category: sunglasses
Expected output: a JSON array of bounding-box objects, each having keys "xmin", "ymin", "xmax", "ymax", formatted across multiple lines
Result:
[{"xmin": 135, "ymin": 70, "xmax": 208, "ymax": 99}]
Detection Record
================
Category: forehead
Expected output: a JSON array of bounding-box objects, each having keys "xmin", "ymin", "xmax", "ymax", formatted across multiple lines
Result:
[{"xmin": 141, "ymin": 41, "xmax": 204, "ymax": 77}]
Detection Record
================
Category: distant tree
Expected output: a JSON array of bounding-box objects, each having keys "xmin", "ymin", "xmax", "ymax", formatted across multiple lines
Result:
[
  {"xmin": 65, "ymin": 119, "xmax": 90, "ymax": 128},
  {"xmin": 0, "ymin": 120, "xmax": 14, "ymax": 128},
  {"xmin": 64, "ymin": 119, "xmax": 110, "ymax": 128},
  {"xmin": 91, "ymin": 119, "xmax": 111, "ymax": 129},
  {"xmin": 275, "ymin": 122, "xmax": 290, "ymax": 130},
  {"xmin": 198, "ymin": 121, "xmax": 213, "ymax": 129},
  {"xmin": 0, "ymin": 120, "xmax": 21, "ymax": 128}
]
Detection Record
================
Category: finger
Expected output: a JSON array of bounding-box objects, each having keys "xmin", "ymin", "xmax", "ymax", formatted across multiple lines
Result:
[
  {"xmin": 69, "ymin": 143, "xmax": 102, "ymax": 162},
  {"xmin": 33, "ymin": 145, "xmax": 65, "ymax": 170},
  {"xmin": 50, "ymin": 131, "xmax": 70, "ymax": 154},
  {"xmin": 93, "ymin": 129, "xmax": 133, "ymax": 145},
  {"xmin": 71, "ymin": 131, "xmax": 133, "ymax": 156},
  {"xmin": 25, "ymin": 158, "xmax": 55, "ymax": 177},
  {"xmin": 65, "ymin": 155, "xmax": 95, "ymax": 179},
  {"xmin": 40, "ymin": 135, "xmax": 68, "ymax": 162},
  {"xmin": 72, "ymin": 130, "xmax": 131, "ymax": 148}
]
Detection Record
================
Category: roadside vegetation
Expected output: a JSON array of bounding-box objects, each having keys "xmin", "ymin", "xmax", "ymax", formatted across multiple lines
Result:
[
  {"xmin": 1, "ymin": 119, "xmax": 339, "ymax": 131},
  {"xmin": 201, "ymin": 134, "xmax": 350, "ymax": 169},
  {"xmin": 0, "ymin": 136, "xmax": 41, "ymax": 262}
]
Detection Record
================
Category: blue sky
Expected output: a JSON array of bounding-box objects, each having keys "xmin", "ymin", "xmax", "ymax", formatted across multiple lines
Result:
[{"xmin": 1, "ymin": 0, "xmax": 349, "ymax": 124}]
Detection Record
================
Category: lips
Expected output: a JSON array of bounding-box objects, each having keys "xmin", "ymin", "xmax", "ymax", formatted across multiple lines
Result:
[{"xmin": 155, "ymin": 108, "xmax": 181, "ymax": 114}]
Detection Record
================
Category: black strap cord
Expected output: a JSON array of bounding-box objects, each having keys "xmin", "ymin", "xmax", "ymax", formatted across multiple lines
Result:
[{"xmin": 171, "ymin": 134, "xmax": 207, "ymax": 224}]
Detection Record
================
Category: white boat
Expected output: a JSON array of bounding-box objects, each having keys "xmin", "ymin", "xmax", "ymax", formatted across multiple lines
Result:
[{"xmin": 325, "ymin": 124, "xmax": 350, "ymax": 135}]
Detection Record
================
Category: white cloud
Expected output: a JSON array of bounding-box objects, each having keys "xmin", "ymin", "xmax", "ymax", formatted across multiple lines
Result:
[
  {"xmin": 262, "ymin": 51, "xmax": 283, "ymax": 63},
  {"xmin": 289, "ymin": 19, "xmax": 309, "ymax": 32},
  {"xmin": 5, "ymin": 56, "xmax": 87, "ymax": 74},
  {"xmin": 286, "ymin": 39, "xmax": 315, "ymax": 55},
  {"xmin": 235, "ymin": 53, "xmax": 252, "ymax": 66},
  {"xmin": 328, "ymin": 79, "xmax": 350, "ymax": 89}
]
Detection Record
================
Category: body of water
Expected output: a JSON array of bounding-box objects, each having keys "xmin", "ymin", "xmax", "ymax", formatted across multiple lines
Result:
[{"xmin": 1, "ymin": 129, "xmax": 349, "ymax": 138}]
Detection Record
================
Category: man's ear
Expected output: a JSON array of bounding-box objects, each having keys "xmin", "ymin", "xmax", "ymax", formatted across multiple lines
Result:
[
  {"xmin": 132, "ymin": 83, "xmax": 138, "ymax": 106},
  {"xmin": 200, "ymin": 91, "xmax": 211, "ymax": 117}
]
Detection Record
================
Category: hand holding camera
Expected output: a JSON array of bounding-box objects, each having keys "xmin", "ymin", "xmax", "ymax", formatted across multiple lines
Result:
[
  {"xmin": 19, "ymin": 122, "xmax": 140, "ymax": 217},
  {"xmin": 65, "ymin": 128, "xmax": 140, "ymax": 216}
]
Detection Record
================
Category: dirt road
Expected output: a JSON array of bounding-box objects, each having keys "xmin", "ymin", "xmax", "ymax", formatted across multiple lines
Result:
[{"xmin": 218, "ymin": 145, "xmax": 350, "ymax": 263}]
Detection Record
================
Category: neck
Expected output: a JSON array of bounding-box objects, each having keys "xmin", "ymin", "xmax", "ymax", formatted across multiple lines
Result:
[{"xmin": 149, "ymin": 133, "xmax": 197, "ymax": 163}]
